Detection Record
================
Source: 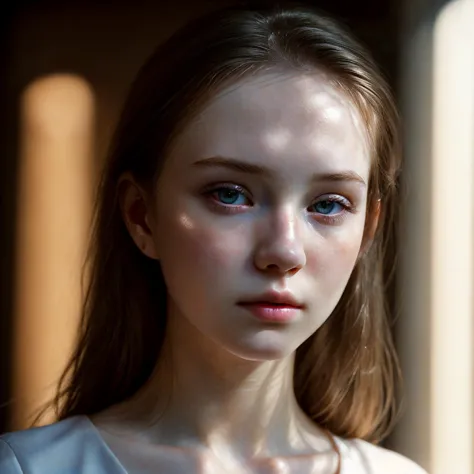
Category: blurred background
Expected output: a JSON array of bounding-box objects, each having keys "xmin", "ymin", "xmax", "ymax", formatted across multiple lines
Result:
[{"xmin": 0, "ymin": 0, "xmax": 473, "ymax": 472}]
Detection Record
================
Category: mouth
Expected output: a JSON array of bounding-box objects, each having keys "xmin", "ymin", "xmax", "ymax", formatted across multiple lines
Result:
[
  {"xmin": 238, "ymin": 291, "xmax": 304, "ymax": 308},
  {"xmin": 237, "ymin": 292, "xmax": 304, "ymax": 323}
]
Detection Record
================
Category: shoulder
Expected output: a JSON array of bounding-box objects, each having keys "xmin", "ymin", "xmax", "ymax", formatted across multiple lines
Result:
[
  {"xmin": 337, "ymin": 438, "xmax": 428, "ymax": 474},
  {"xmin": 0, "ymin": 437, "xmax": 22, "ymax": 474},
  {"xmin": 0, "ymin": 416, "xmax": 120, "ymax": 474}
]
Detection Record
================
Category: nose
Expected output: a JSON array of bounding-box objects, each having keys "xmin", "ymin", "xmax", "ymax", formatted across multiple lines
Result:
[{"xmin": 253, "ymin": 207, "xmax": 307, "ymax": 276}]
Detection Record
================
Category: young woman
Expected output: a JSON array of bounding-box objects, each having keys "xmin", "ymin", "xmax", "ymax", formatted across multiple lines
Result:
[{"xmin": 0, "ymin": 3, "xmax": 427, "ymax": 473}]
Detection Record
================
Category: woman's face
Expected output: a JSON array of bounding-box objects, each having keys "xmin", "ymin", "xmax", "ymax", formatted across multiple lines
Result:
[{"xmin": 148, "ymin": 72, "xmax": 371, "ymax": 361}]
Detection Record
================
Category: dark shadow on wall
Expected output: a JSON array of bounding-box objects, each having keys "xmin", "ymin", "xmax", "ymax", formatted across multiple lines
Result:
[{"xmin": 0, "ymin": 2, "xmax": 23, "ymax": 436}]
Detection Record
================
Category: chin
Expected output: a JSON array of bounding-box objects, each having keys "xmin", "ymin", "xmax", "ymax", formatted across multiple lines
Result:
[
  {"xmin": 231, "ymin": 349, "xmax": 290, "ymax": 362},
  {"xmin": 224, "ymin": 333, "xmax": 299, "ymax": 362}
]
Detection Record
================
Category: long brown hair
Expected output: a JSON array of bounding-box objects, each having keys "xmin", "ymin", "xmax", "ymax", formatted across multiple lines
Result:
[{"xmin": 45, "ymin": 2, "xmax": 402, "ymax": 444}]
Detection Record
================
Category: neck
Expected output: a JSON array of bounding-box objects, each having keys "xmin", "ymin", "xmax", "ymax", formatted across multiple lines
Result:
[{"xmin": 108, "ymin": 303, "xmax": 330, "ymax": 459}]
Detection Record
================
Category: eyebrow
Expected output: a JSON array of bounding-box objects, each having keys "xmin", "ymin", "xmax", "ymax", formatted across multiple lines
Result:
[{"xmin": 192, "ymin": 156, "xmax": 366, "ymax": 187}]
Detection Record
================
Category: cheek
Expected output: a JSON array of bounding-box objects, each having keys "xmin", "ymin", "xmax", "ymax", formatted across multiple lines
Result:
[
  {"xmin": 305, "ymin": 222, "xmax": 365, "ymax": 288},
  {"xmin": 155, "ymin": 210, "xmax": 248, "ymax": 285}
]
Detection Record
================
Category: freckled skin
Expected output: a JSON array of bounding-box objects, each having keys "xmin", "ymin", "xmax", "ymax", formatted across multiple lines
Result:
[{"xmin": 152, "ymin": 72, "xmax": 370, "ymax": 361}]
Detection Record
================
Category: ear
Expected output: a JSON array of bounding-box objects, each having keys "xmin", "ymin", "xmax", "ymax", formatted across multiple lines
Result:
[
  {"xmin": 118, "ymin": 172, "xmax": 159, "ymax": 260},
  {"xmin": 359, "ymin": 198, "xmax": 381, "ymax": 258}
]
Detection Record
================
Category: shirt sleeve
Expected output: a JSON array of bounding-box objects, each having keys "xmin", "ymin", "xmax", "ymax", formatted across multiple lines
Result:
[{"xmin": 0, "ymin": 438, "xmax": 24, "ymax": 474}]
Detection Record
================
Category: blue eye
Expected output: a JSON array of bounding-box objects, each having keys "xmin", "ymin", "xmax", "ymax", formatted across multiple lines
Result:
[
  {"xmin": 213, "ymin": 187, "xmax": 249, "ymax": 206},
  {"xmin": 309, "ymin": 196, "xmax": 350, "ymax": 215},
  {"xmin": 312, "ymin": 200, "xmax": 342, "ymax": 215}
]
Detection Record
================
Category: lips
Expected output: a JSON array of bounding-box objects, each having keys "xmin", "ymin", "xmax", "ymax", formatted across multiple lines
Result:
[
  {"xmin": 238, "ymin": 291, "xmax": 304, "ymax": 309},
  {"xmin": 237, "ymin": 291, "xmax": 304, "ymax": 323}
]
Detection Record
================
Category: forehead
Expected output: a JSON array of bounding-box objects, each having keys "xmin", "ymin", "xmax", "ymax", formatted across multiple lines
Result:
[{"xmin": 169, "ymin": 71, "xmax": 370, "ymax": 177}]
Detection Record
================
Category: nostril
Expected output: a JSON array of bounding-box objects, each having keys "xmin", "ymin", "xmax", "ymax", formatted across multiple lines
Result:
[
  {"xmin": 287, "ymin": 267, "xmax": 300, "ymax": 277},
  {"xmin": 266, "ymin": 263, "xmax": 279, "ymax": 270},
  {"xmin": 264, "ymin": 262, "xmax": 302, "ymax": 276}
]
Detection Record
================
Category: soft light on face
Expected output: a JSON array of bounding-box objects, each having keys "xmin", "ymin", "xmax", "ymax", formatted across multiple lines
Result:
[{"xmin": 150, "ymin": 72, "xmax": 371, "ymax": 361}]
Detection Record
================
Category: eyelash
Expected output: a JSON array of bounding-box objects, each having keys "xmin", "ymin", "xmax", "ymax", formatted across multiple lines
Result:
[
  {"xmin": 309, "ymin": 194, "xmax": 355, "ymax": 225},
  {"xmin": 202, "ymin": 183, "xmax": 355, "ymax": 225},
  {"xmin": 203, "ymin": 184, "xmax": 252, "ymax": 213}
]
